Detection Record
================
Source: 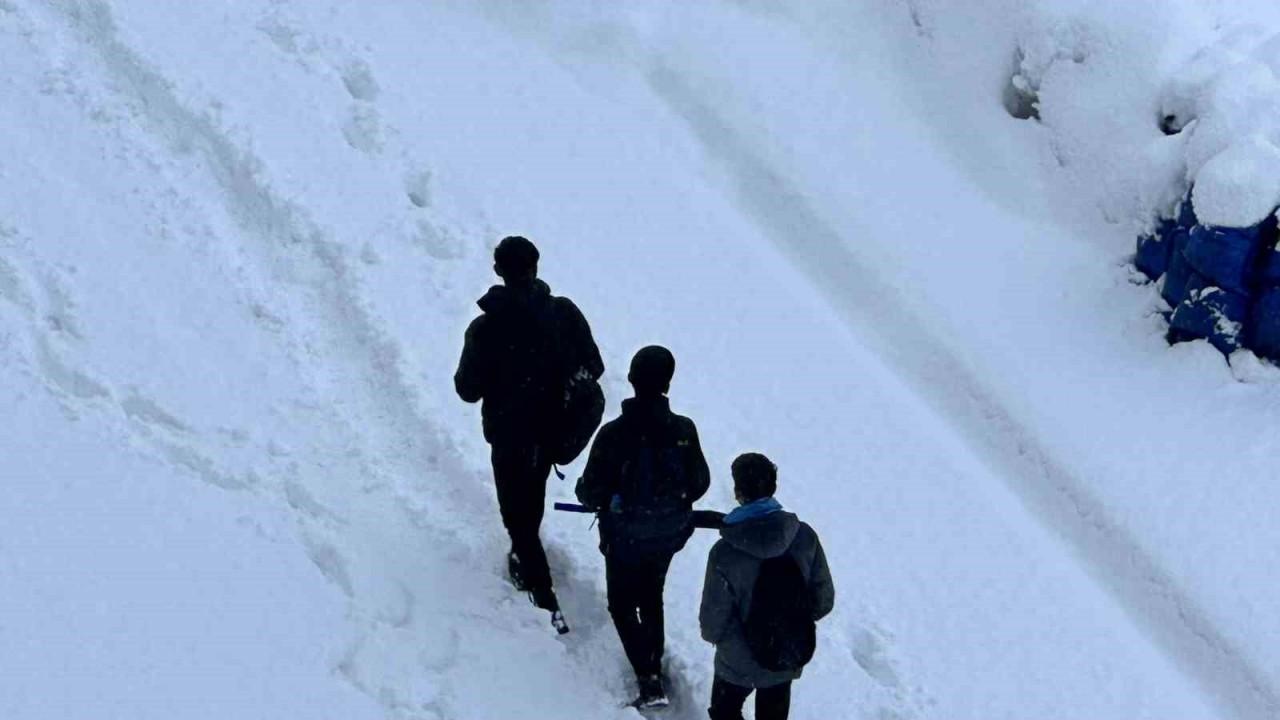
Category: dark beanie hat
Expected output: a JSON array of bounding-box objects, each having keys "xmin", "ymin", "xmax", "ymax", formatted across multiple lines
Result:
[
  {"xmin": 494, "ymin": 236, "xmax": 539, "ymax": 277},
  {"xmin": 629, "ymin": 345, "xmax": 675, "ymax": 394}
]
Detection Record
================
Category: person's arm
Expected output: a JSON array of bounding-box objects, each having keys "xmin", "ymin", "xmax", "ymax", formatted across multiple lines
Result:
[
  {"xmin": 699, "ymin": 546, "xmax": 736, "ymax": 644},
  {"xmin": 561, "ymin": 299, "xmax": 604, "ymax": 380},
  {"xmin": 684, "ymin": 421, "xmax": 711, "ymax": 503},
  {"xmin": 453, "ymin": 317, "xmax": 487, "ymax": 403},
  {"xmin": 575, "ymin": 425, "xmax": 615, "ymax": 511},
  {"xmin": 808, "ymin": 532, "xmax": 836, "ymax": 622}
]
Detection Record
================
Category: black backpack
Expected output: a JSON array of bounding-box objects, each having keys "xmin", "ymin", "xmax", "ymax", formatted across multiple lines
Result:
[
  {"xmin": 547, "ymin": 369, "xmax": 604, "ymax": 465},
  {"xmin": 602, "ymin": 430, "xmax": 694, "ymax": 560},
  {"xmin": 744, "ymin": 553, "xmax": 816, "ymax": 672},
  {"xmin": 542, "ymin": 299, "xmax": 603, "ymax": 465}
]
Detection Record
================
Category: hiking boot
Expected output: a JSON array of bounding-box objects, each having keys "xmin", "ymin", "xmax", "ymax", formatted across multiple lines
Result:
[
  {"xmin": 507, "ymin": 550, "xmax": 529, "ymax": 592},
  {"xmin": 630, "ymin": 675, "xmax": 669, "ymax": 710},
  {"xmin": 550, "ymin": 610, "xmax": 570, "ymax": 635},
  {"xmin": 528, "ymin": 585, "xmax": 560, "ymax": 612}
]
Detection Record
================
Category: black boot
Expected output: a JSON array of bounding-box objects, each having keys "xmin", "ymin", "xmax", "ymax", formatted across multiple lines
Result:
[
  {"xmin": 529, "ymin": 584, "xmax": 560, "ymax": 612},
  {"xmin": 507, "ymin": 550, "xmax": 529, "ymax": 592},
  {"xmin": 630, "ymin": 674, "xmax": 668, "ymax": 710},
  {"xmin": 550, "ymin": 610, "xmax": 570, "ymax": 635}
]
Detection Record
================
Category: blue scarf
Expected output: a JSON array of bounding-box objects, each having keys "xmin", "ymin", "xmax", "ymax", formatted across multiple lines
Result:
[{"xmin": 723, "ymin": 496, "xmax": 783, "ymax": 525}]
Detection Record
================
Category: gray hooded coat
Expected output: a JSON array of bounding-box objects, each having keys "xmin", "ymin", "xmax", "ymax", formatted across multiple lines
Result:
[{"xmin": 699, "ymin": 509, "xmax": 835, "ymax": 688}]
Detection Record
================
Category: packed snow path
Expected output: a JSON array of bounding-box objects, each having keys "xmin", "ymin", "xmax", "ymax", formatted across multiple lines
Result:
[{"xmin": 4, "ymin": 1, "xmax": 1280, "ymax": 719}]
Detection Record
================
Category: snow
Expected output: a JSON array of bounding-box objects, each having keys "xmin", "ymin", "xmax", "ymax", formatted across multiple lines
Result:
[
  {"xmin": 1192, "ymin": 135, "xmax": 1280, "ymax": 228},
  {"xmin": 5, "ymin": 0, "xmax": 1280, "ymax": 719}
]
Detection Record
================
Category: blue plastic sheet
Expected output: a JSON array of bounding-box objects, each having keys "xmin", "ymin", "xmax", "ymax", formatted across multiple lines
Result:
[
  {"xmin": 1177, "ymin": 194, "xmax": 1196, "ymax": 227},
  {"xmin": 1254, "ymin": 243, "xmax": 1280, "ymax": 287},
  {"xmin": 1247, "ymin": 286, "xmax": 1280, "ymax": 360},
  {"xmin": 1169, "ymin": 285, "xmax": 1250, "ymax": 355},
  {"xmin": 1135, "ymin": 218, "xmax": 1176, "ymax": 281},
  {"xmin": 1160, "ymin": 230, "xmax": 1197, "ymax": 308},
  {"xmin": 1183, "ymin": 224, "xmax": 1264, "ymax": 296}
]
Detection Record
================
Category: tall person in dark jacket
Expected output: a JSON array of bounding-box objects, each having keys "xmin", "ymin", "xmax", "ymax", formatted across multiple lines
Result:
[
  {"xmin": 576, "ymin": 346, "xmax": 710, "ymax": 709},
  {"xmin": 700, "ymin": 453, "xmax": 835, "ymax": 720},
  {"xmin": 455, "ymin": 236, "xmax": 603, "ymax": 633}
]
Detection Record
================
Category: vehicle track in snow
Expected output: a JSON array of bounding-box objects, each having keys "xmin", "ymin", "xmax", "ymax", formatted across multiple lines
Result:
[{"xmin": 644, "ymin": 60, "xmax": 1278, "ymax": 720}]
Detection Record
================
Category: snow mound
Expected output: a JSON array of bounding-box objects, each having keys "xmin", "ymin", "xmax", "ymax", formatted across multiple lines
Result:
[
  {"xmin": 1191, "ymin": 134, "xmax": 1280, "ymax": 227},
  {"xmin": 1157, "ymin": 24, "xmax": 1280, "ymax": 227}
]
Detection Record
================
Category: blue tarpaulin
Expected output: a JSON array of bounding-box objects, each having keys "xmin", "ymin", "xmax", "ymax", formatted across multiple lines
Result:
[
  {"xmin": 1169, "ymin": 285, "xmax": 1250, "ymax": 354},
  {"xmin": 1135, "ymin": 218, "xmax": 1176, "ymax": 281},
  {"xmin": 1160, "ymin": 230, "xmax": 1197, "ymax": 308},
  {"xmin": 1183, "ymin": 224, "xmax": 1265, "ymax": 295},
  {"xmin": 1133, "ymin": 194, "xmax": 1280, "ymax": 361},
  {"xmin": 1254, "ymin": 243, "xmax": 1280, "ymax": 287},
  {"xmin": 1247, "ymin": 286, "xmax": 1280, "ymax": 360}
]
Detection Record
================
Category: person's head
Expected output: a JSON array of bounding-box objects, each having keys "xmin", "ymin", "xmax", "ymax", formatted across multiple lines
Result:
[
  {"xmin": 628, "ymin": 345, "xmax": 676, "ymax": 397},
  {"xmin": 731, "ymin": 452, "xmax": 777, "ymax": 504},
  {"xmin": 493, "ymin": 236, "xmax": 539, "ymax": 285}
]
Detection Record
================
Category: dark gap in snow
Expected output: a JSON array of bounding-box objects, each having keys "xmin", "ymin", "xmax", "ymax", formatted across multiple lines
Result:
[
  {"xmin": 1159, "ymin": 113, "xmax": 1188, "ymax": 136},
  {"xmin": 1002, "ymin": 49, "xmax": 1040, "ymax": 121}
]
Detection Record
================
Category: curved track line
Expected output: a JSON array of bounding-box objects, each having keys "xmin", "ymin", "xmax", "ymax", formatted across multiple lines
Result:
[{"xmin": 646, "ymin": 62, "xmax": 1277, "ymax": 720}]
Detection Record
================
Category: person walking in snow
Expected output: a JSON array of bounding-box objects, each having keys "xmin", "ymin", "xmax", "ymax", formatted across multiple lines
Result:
[
  {"xmin": 455, "ymin": 236, "xmax": 604, "ymax": 634},
  {"xmin": 576, "ymin": 345, "xmax": 710, "ymax": 709},
  {"xmin": 700, "ymin": 453, "xmax": 835, "ymax": 720}
]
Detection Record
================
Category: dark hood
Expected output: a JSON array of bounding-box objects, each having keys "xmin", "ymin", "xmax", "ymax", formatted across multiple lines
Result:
[
  {"xmin": 719, "ymin": 511, "xmax": 800, "ymax": 559},
  {"xmin": 477, "ymin": 279, "xmax": 551, "ymax": 316},
  {"xmin": 620, "ymin": 395, "xmax": 670, "ymax": 421}
]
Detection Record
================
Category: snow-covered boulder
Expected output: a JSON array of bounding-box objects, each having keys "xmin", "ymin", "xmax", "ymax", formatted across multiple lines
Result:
[{"xmin": 1191, "ymin": 135, "xmax": 1280, "ymax": 229}]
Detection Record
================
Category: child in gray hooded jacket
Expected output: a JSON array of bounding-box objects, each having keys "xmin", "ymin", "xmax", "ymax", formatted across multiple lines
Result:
[{"xmin": 699, "ymin": 453, "xmax": 835, "ymax": 720}]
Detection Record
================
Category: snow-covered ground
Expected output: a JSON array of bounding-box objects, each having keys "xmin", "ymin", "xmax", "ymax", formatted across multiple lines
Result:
[{"xmin": 4, "ymin": 1, "xmax": 1280, "ymax": 718}]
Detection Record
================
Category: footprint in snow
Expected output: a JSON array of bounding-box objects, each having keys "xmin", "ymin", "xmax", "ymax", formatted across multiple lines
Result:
[
  {"xmin": 35, "ymin": 335, "xmax": 110, "ymax": 401},
  {"xmin": 340, "ymin": 58, "xmax": 380, "ymax": 102},
  {"xmin": 157, "ymin": 441, "xmax": 257, "ymax": 491},
  {"xmin": 303, "ymin": 534, "xmax": 356, "ymax": 598},
  {"xmin": 375, "ymin": 580, "xmax": 415, "ymax": 629},
  {"xmin": 122, "ymin": 388, "xmax": 190, "ymax": 433},
  {"xmin": 415, "ymin": 220, "xmax": 466, "ymax": 260},
  {"xmin": 849, "ymin": 625, "xmax": 902, "ymax": 690},
  {"xmin": 24, "ymin": 262, "xmax": 84, "ymax": 340},
  {"xmin": 342, "ymin": 104, "xmax": 383, "ymax": 154},
  {"xmin": 251, "ymin": 302, "xmax": 286, "ymax": 332},
  {"xmin": 285, "ymin": 479, "xmax": 342, "ymax": 522},
  {"xmin": 405, "ymin": 170, "xmax": 432, "ymax": 209},
  {"xmin": 259, "ymin": 17, "xmax": 304, "ymax": 56},
  {"xmin": 0, "ymin": 255, "xmax": 35, "ymax": 313}
]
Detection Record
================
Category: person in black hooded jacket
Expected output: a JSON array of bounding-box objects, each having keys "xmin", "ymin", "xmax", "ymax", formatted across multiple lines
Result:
[
  {"xmin": 576, "ymin": 345, "xmax": 710, "ymax": 709},
  {"xmin": 455, "ymin": 236, "xmax": 603, "ymax": 632}
]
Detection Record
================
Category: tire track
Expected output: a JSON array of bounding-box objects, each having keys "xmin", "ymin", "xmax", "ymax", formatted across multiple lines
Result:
[{"xmin": 646, "ymin": 62, "xmax": 1277, "ymax": 720}]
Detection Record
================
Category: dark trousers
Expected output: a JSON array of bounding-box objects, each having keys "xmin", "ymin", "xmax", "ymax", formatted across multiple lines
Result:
[
  {"xmin": 491, "ymin": 444, "xmax": 554, "ymax": 607},
  {"xmin": 605, "ymin": 551, "xmax": 674, "ymax": 679},
  {"xmin": 708, "ymin": 677, "xmax": 792, "ymax": 720}
]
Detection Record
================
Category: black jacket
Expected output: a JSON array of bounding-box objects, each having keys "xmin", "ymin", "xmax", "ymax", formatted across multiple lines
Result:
[
  {"xmin": 700, "ymin": 510, "xmax": 835, "ymax": 687},
  {"xmin": 454, "ymin": 280, "xmax": 603, "ymax": 446},
  {"xmin": 576, "ymin": 396, "xmax": 710, "ymax": 558}
]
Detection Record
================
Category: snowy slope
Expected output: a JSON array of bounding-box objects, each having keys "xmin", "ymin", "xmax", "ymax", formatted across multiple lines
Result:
[{"xmin": 3, "ymin": 1, "xmax": 1277, "ymax": 719}]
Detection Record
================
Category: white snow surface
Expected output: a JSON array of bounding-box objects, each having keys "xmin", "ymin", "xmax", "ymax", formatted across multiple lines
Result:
[
  {"xmin": 1191, "ymin": 135, "xmax": 1280, "ymax": 228},
  {"xmin": 4, "ymin": 1, "xmax": 1280, "ymax": 719}
]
